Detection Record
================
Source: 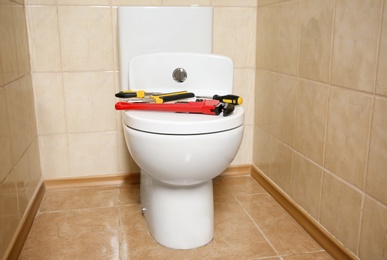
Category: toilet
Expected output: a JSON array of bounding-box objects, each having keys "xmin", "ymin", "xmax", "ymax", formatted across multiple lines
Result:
[{"xmin": 118, "ymin": 7, "xmax": 244, "ymax": 249}]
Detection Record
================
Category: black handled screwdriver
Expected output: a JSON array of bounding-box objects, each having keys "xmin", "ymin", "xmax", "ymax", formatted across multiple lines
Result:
[{"xmin": 196, "ymin": 94, "xmax": 243, "ymax": 105}]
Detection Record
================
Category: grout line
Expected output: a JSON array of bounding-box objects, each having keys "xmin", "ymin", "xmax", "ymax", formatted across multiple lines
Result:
[{"xmin": 221, "ymin": 179, "xmax": 281, "ymax": 258}]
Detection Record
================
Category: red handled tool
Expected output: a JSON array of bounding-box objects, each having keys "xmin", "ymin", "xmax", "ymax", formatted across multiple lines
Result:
[{"xmin": 115, "ymin": 100, "xmax": 235, "ymax": 116}]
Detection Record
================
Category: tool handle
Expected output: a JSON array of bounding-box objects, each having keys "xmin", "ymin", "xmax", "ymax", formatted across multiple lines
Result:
[
  {"xmin": 152, "ymin": 92, "xmax": 194, "ymax": 103},
  {"xmin": 213, "ymin": 94, "xmax": 243, "ymax": 105},
  {"xmin": 115, "ymin": 90, "xmax": 145, "ymax": 98}
]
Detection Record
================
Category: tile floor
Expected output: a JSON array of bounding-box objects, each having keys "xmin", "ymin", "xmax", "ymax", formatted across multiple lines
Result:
[{"xmin": 19, "ymin": 176, "xmax": 333, "ymax": 259}]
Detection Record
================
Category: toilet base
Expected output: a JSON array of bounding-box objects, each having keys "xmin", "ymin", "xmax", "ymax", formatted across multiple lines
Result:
[{"xmin": 140, "ymin": 171, "xmax": 214, "ymax": 249}]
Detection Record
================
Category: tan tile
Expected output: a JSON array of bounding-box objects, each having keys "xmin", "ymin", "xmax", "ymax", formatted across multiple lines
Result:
[
  {"xmin": 320, "ymin": 172, "xmax": 362, "ymax": 252},
  {"xmin": 33, "ymin": 73, "xmax": 66, "ymax": 135},
  {"xmin": 253, "ymin": 127, "xmax": 271, "ymax": 175},
  {"xmin": 255, "ymin": 70, "xmax": 297, "ymax": 146},
  {"xmin": 359, "ymin": 197, "xmax": 387, "ymax": 260},
  {"xmin": 324, "ymin": 87, "xmax": 372, "ymax": 189},
  {"xmin": 117, "ymin": 130, "xmax": 140, "ymax": 174},
  {"xmin": 331, "ymin": 0, "xmax": 383, "ymax": 92},
  {"xmin": 239, "ymin": 194, "xmax": 323, "ymax": 255},
  {"xmin": 119, "ymin": 184, "xmax": 139, "ymax": 206},
  {"xmin": 58, "ymin": 0, "xmax": 110, "ymax": 5},
  {"xmin": 283, "ymin": 251, "xmax": 334, "ymax": 260},
  {"xmin": 20, "ymin": 208, "xmax": 120, "ymax": 259},
  {"xmin": 366, "ymin": 97, "xmax": 387, "ymax": 204},
  {"xmin": 163, "ymin": 0, "xmax": 211, "ymax": 5},
  {"xmin": 269, "ymin": 138, "xmax": 293, "ymax": 194},
  {"xmin": 212, "ymin": 0, "xmax": 257, "ymax": 6},
  {"xmin": 256, "ymin": 1, "xmax": 300, "ymax": 75},
  {"xmin": 234, "ymin": 68, "xmax": 255, "ymax": 125},
  {"xmin": 68, "ymin": 132, "xmax": 118, "ymax": 176},
  {"xmin": 291, "ymin": 153, "xmax": 323, "ymax": 220},
  {"xmin": 213, "ymin": 7, "xmax": 256, "ymax": 68},
  {"xmin": 39, "ymin": 186, "xmax": 119, "ymax": 212},
  {"xmin": 294, "ymin": 79, "xmax": 329, "ymax": 165},
  {"xmin": 258, "ymin": 0, "xmax": 291, "ymax": 6},
  {"xmin": 112, "ymin": 0, "xmax": 162, "ymax": 5},
  {"xmin": 58, "ymin": 6, "xmax": 114, "ymax": 71},
  {"xmin": 213, "ymin": 177, "xmax": 235, "ymax": 203},
  {"xmin": 221, "ymin": 175, "xmax": 266, "ymax": 196},
  {"xmin": 0, "ymin": 5, "xmax": 18, "ymax": 84},
  {"xmin": 26, "ymin": 138, "xmax": 42, "ymax": 197},
  {"xmin": 376, "ymin": 2, "xmax": 387, "ymax": 96},
  {"xmin": 19, "ymin": 75, "xmax": 37, "ymax": 146},
  {"xmin": 0, "ymin": 88, "xmax": 13, "ymax": 181},
  {"xmin": 63, "ymin": 72, "xmax": 116, "ymax": 133},
  {"xmin": 299, "ymin": 0, "xmax": 334, "ymax": 83},
  {"xmin": 13, "ymin": 5, "xmax": 31, "ymax": 77},
  {"xmin": 26, "ymin": 6, "xmax": 62, "ymax": 72},
  {"xmin": 231, "ymin": 125, "xmax": 253, "ymax": 165}
]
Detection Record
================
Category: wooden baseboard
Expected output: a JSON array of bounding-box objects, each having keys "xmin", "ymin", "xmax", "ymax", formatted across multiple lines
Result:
[
  {"xmin": 3, "ymin": 181, "xmax": 46, "ymax": 260},
  {"xmin": 220, "ymin": 164, "xmax": 251, "ymax": 177},
  {"xmin": 250, "ymin": 166, "xmax": 356, "ymax": 260},
  {"xmin": 43, "ymin": 172, "xmax": 141, "ymax": 190}
]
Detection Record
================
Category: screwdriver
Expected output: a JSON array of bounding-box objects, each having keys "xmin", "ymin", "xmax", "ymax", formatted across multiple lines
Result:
[
  {"xmin": 115, "ymin": 90, "xmax": 161, "ymax": 98},
  {"xmin": 196, "ymin": 94, "xmax": 243, "ymax": 105}
]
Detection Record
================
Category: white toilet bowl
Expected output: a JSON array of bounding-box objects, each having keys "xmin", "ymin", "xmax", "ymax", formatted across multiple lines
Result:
[
  {"xmin": 122, "ymin": 106, "xmax": 244, "ymax": 249},
  {"xmin": 120, "ymin": 52, "xmax": 244, "ymax": 249}
]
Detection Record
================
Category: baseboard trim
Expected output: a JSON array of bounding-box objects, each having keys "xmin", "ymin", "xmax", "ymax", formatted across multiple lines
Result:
[
  {"xmin": 43, "ymin": 172, "xmax": 141, "ymax": 190},
  {"xmin": 220, "ymin": 164, "xmax": 251, "ymax": 177},
  {"xmin": 250, "ymin": 166, "xmax": 356, "ymax": 260},
  {"xmin": 3, "ymin": 181, "xmax": 46, "ymax": 260}
]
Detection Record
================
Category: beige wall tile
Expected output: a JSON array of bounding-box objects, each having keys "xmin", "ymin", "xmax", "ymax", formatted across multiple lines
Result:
[
  {"xmin": 359, "ymin": 197, "xmax": 387, "ymax": 260},
  {"xmin": 320, "ymin": 172, "xmax": 362, "ymax": 252},
  {"xmin": 331, "ymin": 0, "xmax": 383, "ymax": 93},
  {"xmin": 291, "ymin": 153, "xmax": 322, "ymax": 220},
  {"xmin": 213, "ymin": 7, "xmax": 256, "ymax": 68},
  {"xmin": 26, "ymin": 0, "xmax": 57, "ymax": 4},
  {"xmin": 58, "ymin": 6, "xmax": 114, "ymax": 71},
  {"xmin": 232, "ymin": 125, "xmax": 253, "ymax": 165},
  {"xmin": 39, "ymin": 134, "xmax": 69, "ymax": 178},
  {"xmin": 117, "ymin": 131, "xmax": 139, "ymax": 174},
  {"xmin": 234, "ymin": 68, "xmax": 255, "ymax": 125},
  {"xmin": 26, "ymin": 138, "xmax": 41, "ymax": 197},
  {"xmin": 68, "ymin": 132, "xmax": 118, "ymax": 176},
  {"xmin": 294, "ymin": 79, "xmax": 329, "ymax": 164},
  {"xmin": 57, "ymin": 0, "xmax": 110, "ymax": 5},
  {"xmin": 376, "ymin": 2, "xmax": 387, "ymax": 97},
  {"xmin": 212, "ymin": 0, "xmax": 257, "ymax": 6},
  {"xmin": 13, "ymin": 5, "xmax": 31, "ymax": 77},
  {"xmin": 0, "ymin": 88, "xmax": 13, "ymax": 181},
  {"xmin": 13, "ymin": 152, "xmax": 30, "ymax": 217},
  {"xmin": 299, "ymin": 0, "xmax": 334, "ymax": 83},
  {"xmin": 269, "ymin": 138, "xmax": 292, "ymax": 194},
  {"xmin": 324, "ymin": 87, "xmax": 372, "ymax": 189},
  {"xmin": 112, "ymin": 0, "xmax": 162, "ymax": 5},
  {"xmin": 255, "ymin": 70, "xmax": 297, "ymax": 146},
  {"xmin": 253, "ymin": 127, "xmax": 271, "ymax": 174},
  {"xmin": 19, "ymin": 75, "xmax": 37, "ymax": 146},
  {"xmin": 366, "ymin": 97, "xmax": 387, "ymax": 204},
  {"xmin": 63, "ymin": 72, "xmax": 116, "ymax": 133},
  {"xmin": 26, "ymin": 6, "xmax": 62, "ymax": 72},
  {"xmin": 0, "ymin": 174, "xmax": 20, "ymax": 257},
  {"xmin": 0, "ymin": 5, "xmax": 19, "ymax": 84},
  {"xmin": 5, "ymin": 80, "xmax": 28, "ymax": 162},
  {"xmin": 258, "ymin": 0, "xmax": 291, "ymax": 6},
  {"xmin": 163, "ymin": 0, "xmax": 211, "ymax": 6},
  {"xmin": 256, "ymin": 1, "xmax": 300, "ymax": 75},
  {"xmin": 33, "ymin": 73, "xmax": 67, "ymax": 135}
]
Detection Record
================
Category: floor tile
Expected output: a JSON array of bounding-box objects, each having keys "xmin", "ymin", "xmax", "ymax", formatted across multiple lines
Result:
[
  {"xmin": 20, "ymin": 207, "xmax": 120, "ymax": 259},
  {"xmin": 221, "ymin": 175, "xmax": 267, "ymax": 196},
  {"xmin": 238, "ymin": 194, "xmax": 323, "ymax": 255},
  {"xmin": 282, "ymin": 251, "xmax": 334, "ymax": 259},
  {"xmin": 39, "ymin": 186, "xmax": 119, "ymax": 212},
  {"xmin": 119, "ymin": 184, "xmax": 140, "ymax": 206}
]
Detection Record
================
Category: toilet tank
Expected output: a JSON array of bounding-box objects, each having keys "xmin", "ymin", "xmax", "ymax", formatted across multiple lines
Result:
[{"xmin": 118, "ymin": 6, "xmax": 213, "ymax": 91}]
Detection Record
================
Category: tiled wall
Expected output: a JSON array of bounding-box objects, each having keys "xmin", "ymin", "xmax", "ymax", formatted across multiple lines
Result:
[
  {"xmin": 0, "ymin": 0, "xmax": 42, "ymax": 257},
  {"xmin": 26, "ymin": 0, "xmax": 257, "ymax": 179},
  {"xmin": 253, "ymin": 0, "xmax": 387, "ymax": 259}
]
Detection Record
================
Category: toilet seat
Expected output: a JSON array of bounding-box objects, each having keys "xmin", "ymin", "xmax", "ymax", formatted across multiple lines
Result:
[{"xmin": 123, "ymin": 106, "xmax": 244, "ymax": 135}]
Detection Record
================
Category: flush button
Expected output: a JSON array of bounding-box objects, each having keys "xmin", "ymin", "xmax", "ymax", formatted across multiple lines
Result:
[{"xmin": 172, "ymin": 68, "xmax": 187, "ymax": 83}]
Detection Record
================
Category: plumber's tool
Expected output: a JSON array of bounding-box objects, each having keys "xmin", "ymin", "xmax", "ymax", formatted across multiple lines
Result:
[
  {"xmin": 148, "ymin": 91, "xmax": 195, "ymax": 103},
  {"xmin": 115, "ymin": 99, "xmax": 235, "ymax": 116},
  {"xmin": 196, "ymin": 94, "xmax": 243, "ymax": 105},
  {"xmin": 115, "ymin": 90, "xmax": 158, "ymax": 98}
]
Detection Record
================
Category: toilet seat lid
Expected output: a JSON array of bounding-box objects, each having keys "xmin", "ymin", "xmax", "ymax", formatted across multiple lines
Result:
[{"xmin": 123, "ymin": 106, "xmax": 244, "ymax": 134}]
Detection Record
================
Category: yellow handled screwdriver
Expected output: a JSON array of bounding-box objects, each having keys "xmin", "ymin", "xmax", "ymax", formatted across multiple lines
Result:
[
  {"xmin": 196, "ymin": 94, "xmax": 243, "ymax": 105},
  {"xmin": 115, "ymin": 90, "xmax": 162, "ymax": 98}
]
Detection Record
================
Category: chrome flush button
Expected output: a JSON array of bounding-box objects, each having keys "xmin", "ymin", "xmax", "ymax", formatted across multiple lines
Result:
[{"xmin": 172, "ymin": 68, "xmax": 187, "ymax": 82}]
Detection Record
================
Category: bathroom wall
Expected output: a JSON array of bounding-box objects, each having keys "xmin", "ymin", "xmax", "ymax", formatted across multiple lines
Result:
[
  {"xmin": 254, "ymin": 0, "xmax": 387, "ymax": 259},
  {"xmin": 26, "ymin": 0, "xmax": 257, "ymax": 179},
  {"xmin": 0, "ymin": 0, "xmax": 42, "ymax": 257}
]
